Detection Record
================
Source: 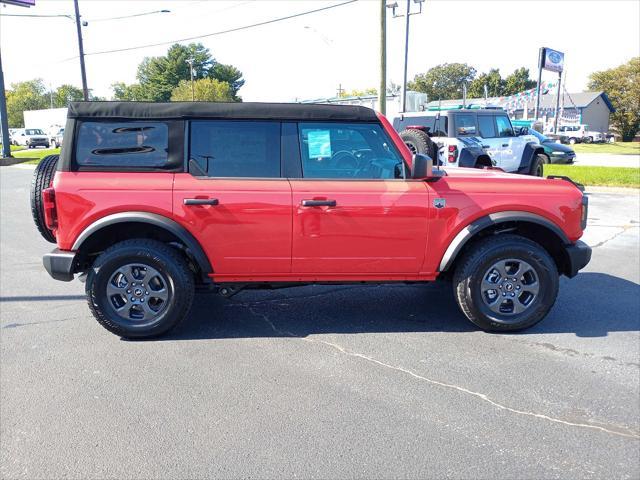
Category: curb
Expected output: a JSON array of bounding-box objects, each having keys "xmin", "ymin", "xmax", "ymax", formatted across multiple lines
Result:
[
  {"xmin": 0, "ymin": 157, "xmax": 32, "ymax": 167},
  {"xmin": 585, "ymin": 186, "xmax": 640, "ymax": 194}
]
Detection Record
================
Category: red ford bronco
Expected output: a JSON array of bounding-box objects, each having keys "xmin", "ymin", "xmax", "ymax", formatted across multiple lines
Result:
[{"xmin": 31, "ymin": 102, "xmax": 591, "ymax": 338}]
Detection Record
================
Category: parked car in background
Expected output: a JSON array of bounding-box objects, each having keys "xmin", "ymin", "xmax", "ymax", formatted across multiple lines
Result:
[
  {"xmin": 49, "ymin": 127, "xmax": 64, "ymax": 148},
  {"xmin": 393, "ymin": 109, "xmax": 547, "ymax": 176},
  {"xmin": 12, "ymin": 128, "xmax": 50, "ymax": 148},
  {"xmin": 556, "ymin": 124, "xmax": 605, "ymax": 144},
  {"xmin": 519, "ymin": 127, "xmax": 575, "ymax": 164}
]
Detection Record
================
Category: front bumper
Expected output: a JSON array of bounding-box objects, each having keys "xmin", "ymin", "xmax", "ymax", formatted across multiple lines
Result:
[
  {"xmin": 549, "ymin": 153, "xmax": 576, "ymax": 164},
  {"xmin": 43, "ymin": 249, "xmax": 77, "ymax": 282},
  {"xmin": 565, "ymin": 241, "xmax": 592, "ymax": 278}
]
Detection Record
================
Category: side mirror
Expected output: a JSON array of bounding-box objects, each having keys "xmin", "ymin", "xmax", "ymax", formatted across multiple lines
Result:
[{"xmin": 411, "ymin": 153, "xmax": 433, "ymax": 179}]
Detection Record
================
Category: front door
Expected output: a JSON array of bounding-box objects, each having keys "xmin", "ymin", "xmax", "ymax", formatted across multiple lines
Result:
[
  {"xmin": 290, "ymin": 122, "xmax": 430, "ymax": 276},
  {"xmin": 494, "ymin": 114, "xmax": 524, "ymax": 172},
  {"xmin": 173, "ymin": 120, "xmax": 292, "ymax": 278}
]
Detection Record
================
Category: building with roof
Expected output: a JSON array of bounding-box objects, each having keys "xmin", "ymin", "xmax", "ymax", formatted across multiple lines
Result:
[
  {"xmin": 300, "ymin": 91, "xmax": 428, "ymax": 119},
  {"xmin": 425, "ymin": 91, "xmax": 614, "ymax": 133}
]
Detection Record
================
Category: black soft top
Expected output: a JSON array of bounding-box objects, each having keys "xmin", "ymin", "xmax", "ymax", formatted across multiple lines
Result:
[{"xmin": 67, "ymin": 101, "xmax": 379, "ymax": 122}]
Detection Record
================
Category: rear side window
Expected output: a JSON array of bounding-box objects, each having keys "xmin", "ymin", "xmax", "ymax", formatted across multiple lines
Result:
[
  {"xmin": 76, "ymin": 122, "xmax": 168, "ymax": 167},
  {"xmin": 393, "ymin": 116, "xmax": 448, "ymax": 136},
  {"xmin": 189, "ymin": 121, "xmax": 281, "ymax": 178},
  {"xmin": 478, "ymin": 116, "xmax": 497, "ymax": 138},
  {"xmin": 455, "ymin": 114, "xmax": 477, "ymax": 136}
]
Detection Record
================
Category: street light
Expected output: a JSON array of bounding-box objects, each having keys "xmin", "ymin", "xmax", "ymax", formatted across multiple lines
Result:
[{"xmin": 186, "ymin": 58, "xmax": 195, "ymax": 101}]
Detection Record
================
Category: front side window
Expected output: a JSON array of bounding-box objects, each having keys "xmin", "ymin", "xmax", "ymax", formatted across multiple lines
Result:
[
  {"xmin": 477, "ymin": 116, "xmax": 497, "ymax": 138},
  {"xmin": 189, "ymin": 121, "xmax": 281, "ymax": 178},
  {"xmin": 76, "ymin": 121, "xmax": 168, "ymax": 167},
  {"xmin": 495, "ymin": 116, "xmax": 514, "ymax": 137},
  {"xmin": 455, "ymin": 114, "xmax": 477, "ymax": 136},
  {"xmin": 298, "ymin": 122, "xmax": 405, "ymax": 180}
]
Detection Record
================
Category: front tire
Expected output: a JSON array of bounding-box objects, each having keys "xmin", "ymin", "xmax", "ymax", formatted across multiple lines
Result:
[
  {"xmin": 529, "ymin": 153, "xmax": 546, "ymax": 177},
  {"xmin": 453, "ymin": 235, "xmax": 559, "ymax": 332},
  {"xmin": 86, "ymin": 239, "xmax": 195, "ymax": 339}
]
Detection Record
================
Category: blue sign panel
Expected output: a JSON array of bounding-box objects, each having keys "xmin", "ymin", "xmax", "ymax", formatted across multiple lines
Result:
[{"xmin": 542, "ymin": 47, "xmax": 564, "ymax": 73}]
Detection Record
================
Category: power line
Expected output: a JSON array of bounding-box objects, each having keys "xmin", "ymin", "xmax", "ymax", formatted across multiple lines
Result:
[
  {"xmin": 83, "ymin": 0, "xmax": 358, "ymax": 57},
  {"xmin": 0, "ymin": 13, "xmax": 72, "ymax": 19}
]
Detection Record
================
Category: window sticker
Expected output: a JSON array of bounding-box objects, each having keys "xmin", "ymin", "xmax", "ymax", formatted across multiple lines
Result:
[{"xmin": 307, "ymin": 129, "xmax": 332, "ymax": 159}]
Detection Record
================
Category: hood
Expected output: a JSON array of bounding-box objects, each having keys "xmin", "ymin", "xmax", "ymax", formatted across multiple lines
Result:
[{"xmin": 542, "ymin": 140, "xmax": 574, "ymax": 153}]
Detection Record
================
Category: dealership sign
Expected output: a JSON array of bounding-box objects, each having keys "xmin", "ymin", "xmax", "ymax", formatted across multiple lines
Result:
[
  {"xmin": 541, "ymin": 47, "xmax": 564, "ymax": 73},
  {"xmin": 0, "ymin": 0, "xmax": 35, "ymax": 6}
]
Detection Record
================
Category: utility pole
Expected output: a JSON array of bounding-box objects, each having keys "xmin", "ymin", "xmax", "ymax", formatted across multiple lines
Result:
[
  {"xmin": 336, "ymin": 83, "xmax": 344, "ymax": 97},
  {"xmin": 390, "ymin": 0, "xmax": 424, "ymax": 113},
  {"xmin": 378, "ymin": 0, "xmax": 387, "ymax": 115},
  {"xmin": 0, "ymin": 49, "xmax": 11, "ymax": 159},
  {"xmin": 186, "ymin": 58, "xmax": 195, "ymax": 101},
  {"xmin": 73, "ymin": 0, "xmax": 89, "ymax": 100}
]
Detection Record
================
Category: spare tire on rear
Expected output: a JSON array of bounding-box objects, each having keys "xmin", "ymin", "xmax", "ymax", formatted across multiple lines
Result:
[
  {"xmin": 30, "ymin": 154, "xmax": 59, "ymax": 243},
  {"xmin": 400, "ymin": 129, "xmax": 438, "ymax": 163}
]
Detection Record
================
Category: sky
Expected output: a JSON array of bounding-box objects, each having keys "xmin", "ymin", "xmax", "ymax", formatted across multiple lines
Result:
[{"xmin": 1, "ymin": 0, "xmax": 639, "ymax": 102}]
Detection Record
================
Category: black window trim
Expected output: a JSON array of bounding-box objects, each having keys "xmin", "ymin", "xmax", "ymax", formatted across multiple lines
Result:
[
  {"xmin": 71, "ymin": 119, "xmax": 184, "ymax": 173},
  {"xmin": 186, "ymin": 119, "xmax": 284, "ymax": 180}
]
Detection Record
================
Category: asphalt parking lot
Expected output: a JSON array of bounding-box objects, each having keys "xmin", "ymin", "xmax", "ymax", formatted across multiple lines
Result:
[{"xmin": 1, "ymin": 165, "xmax": 639, "ymax": 479}]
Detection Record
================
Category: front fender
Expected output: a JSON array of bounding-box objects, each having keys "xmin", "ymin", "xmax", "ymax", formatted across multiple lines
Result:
[{"xmin": 517, "ymin": 142, "xmax": 546, "ymax": 173}]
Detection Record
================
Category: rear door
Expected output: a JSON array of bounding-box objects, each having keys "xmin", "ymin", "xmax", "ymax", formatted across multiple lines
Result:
[
  {"xmin": 173, "ymin": 120, "xmax": 292, "ymax": 278},
  {"xmin": 289, "ymin": 122, "xmax": 429, "ymax": 276}
]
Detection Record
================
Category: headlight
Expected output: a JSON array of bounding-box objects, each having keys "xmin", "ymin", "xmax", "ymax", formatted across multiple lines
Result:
[{"xmin": 552, "ymin": 151, "xmax": 566, "ymax": 155}]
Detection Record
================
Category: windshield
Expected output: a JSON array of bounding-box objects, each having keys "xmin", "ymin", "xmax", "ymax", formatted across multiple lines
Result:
[
  {"xmin": 25, "ymin": 129, "xmax": 44, "ymax": 135},
  {"xmin": 528, "ymin": 128, "xmax": 549, "ymax": 142}
]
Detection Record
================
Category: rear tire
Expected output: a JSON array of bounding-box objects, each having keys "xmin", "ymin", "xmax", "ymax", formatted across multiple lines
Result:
[
  {"xmin": 400, "ymin": 129, "xmax": 437, "ymax": 162},
  {"xmin": 86, "ymin": 239, "xmax": 195, "ymax": 339},
  {"xmin": 30, "ymin": 154, "xmax": 59, "ymax": 243},
  {"xmin": 453, "ymin": 235, "xmax": 559, "ymax": 332},
  {"xmin": 568, "ymin": 137, "xmax": 577, "ymax": 145}
]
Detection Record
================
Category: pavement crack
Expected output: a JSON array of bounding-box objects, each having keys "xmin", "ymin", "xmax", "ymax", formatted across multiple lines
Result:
[
  {"xmin": 251, "ymin": 308, "xmax": 640, "ymax": 440},
  {"xmin": 591, "ymin": 224, "xmax": 637, "ymax": 248}
]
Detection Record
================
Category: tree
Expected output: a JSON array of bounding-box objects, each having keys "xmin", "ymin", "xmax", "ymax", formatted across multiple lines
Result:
[
  {"xmin": 211, "ymin": 63, "xmax": 244, "ymax": 101},
  {"xmin": 170, "ymin": 78, "xmax": 234, "ymax": 102},
  {"xmin": 467, "ymin": 69, "xmax": 504, "ymax": 98},
  {"xmin": 111, "ymin": 82, "xmax": 148, "ymax": 101},
  {"xmin": 503, "ymin": 67, "xmax": 536, "ymax": 95},
  {"xmin": 113, "ymin": 43, "xmax": 244, "ymax": 102},
  {"xmin": 338, "ymin": 87, "xmax": 377, "ymax": 98},
  {"xmin": 408, "ymin": 63, "xmax": 476, "ymax": 100},
  {"xmin": 5, "ymin": 79, "xmax": 48, "ymax": 127},
  {"xmin": 52, "ymin": 84, "xmax": 84, "ymax": 107},
  {"xmin": 588, "ymin": 57, "xmax": 640, "ymax": 141}
]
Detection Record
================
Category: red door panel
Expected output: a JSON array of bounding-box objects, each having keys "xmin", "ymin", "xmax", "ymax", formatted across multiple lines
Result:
[
  {"xmin": 290, "ymin": 180, "xmax": 430, "ymax": 275},
  {"xmin": 173, "ymin": 174, "xmax": 292, "ymax": 275}
]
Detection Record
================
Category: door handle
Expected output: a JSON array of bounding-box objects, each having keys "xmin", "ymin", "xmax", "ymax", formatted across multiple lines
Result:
[
  {"xmin": 301, "ymin": 199, "xmax": 337, "ymax": 207},
  {"xmin": 183, "ymin": 198, "xmax": 219, "ymax": 206},
  {"xmin": 502, "ymin": 143, "xmax": 509, "ymax": 147},
  {"xmin": 482, "ymin": 145, "xmax": 490, "ymax": 149}
]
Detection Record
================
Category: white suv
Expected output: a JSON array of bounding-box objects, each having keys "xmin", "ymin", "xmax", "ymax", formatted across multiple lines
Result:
[{"xmin": 393, "ymin": 109, "xmax": 547, "ymax": 176}]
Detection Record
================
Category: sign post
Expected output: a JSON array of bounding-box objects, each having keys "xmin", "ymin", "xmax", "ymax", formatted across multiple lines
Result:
[{"xmin": 534, "ymin": 47, "xmax": 564, "ymax": 126}]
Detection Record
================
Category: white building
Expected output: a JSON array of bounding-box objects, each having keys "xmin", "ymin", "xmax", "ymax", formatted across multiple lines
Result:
[{"xmin": 23, "ymin": 107, "xmax": 68, "ymax": 134}]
